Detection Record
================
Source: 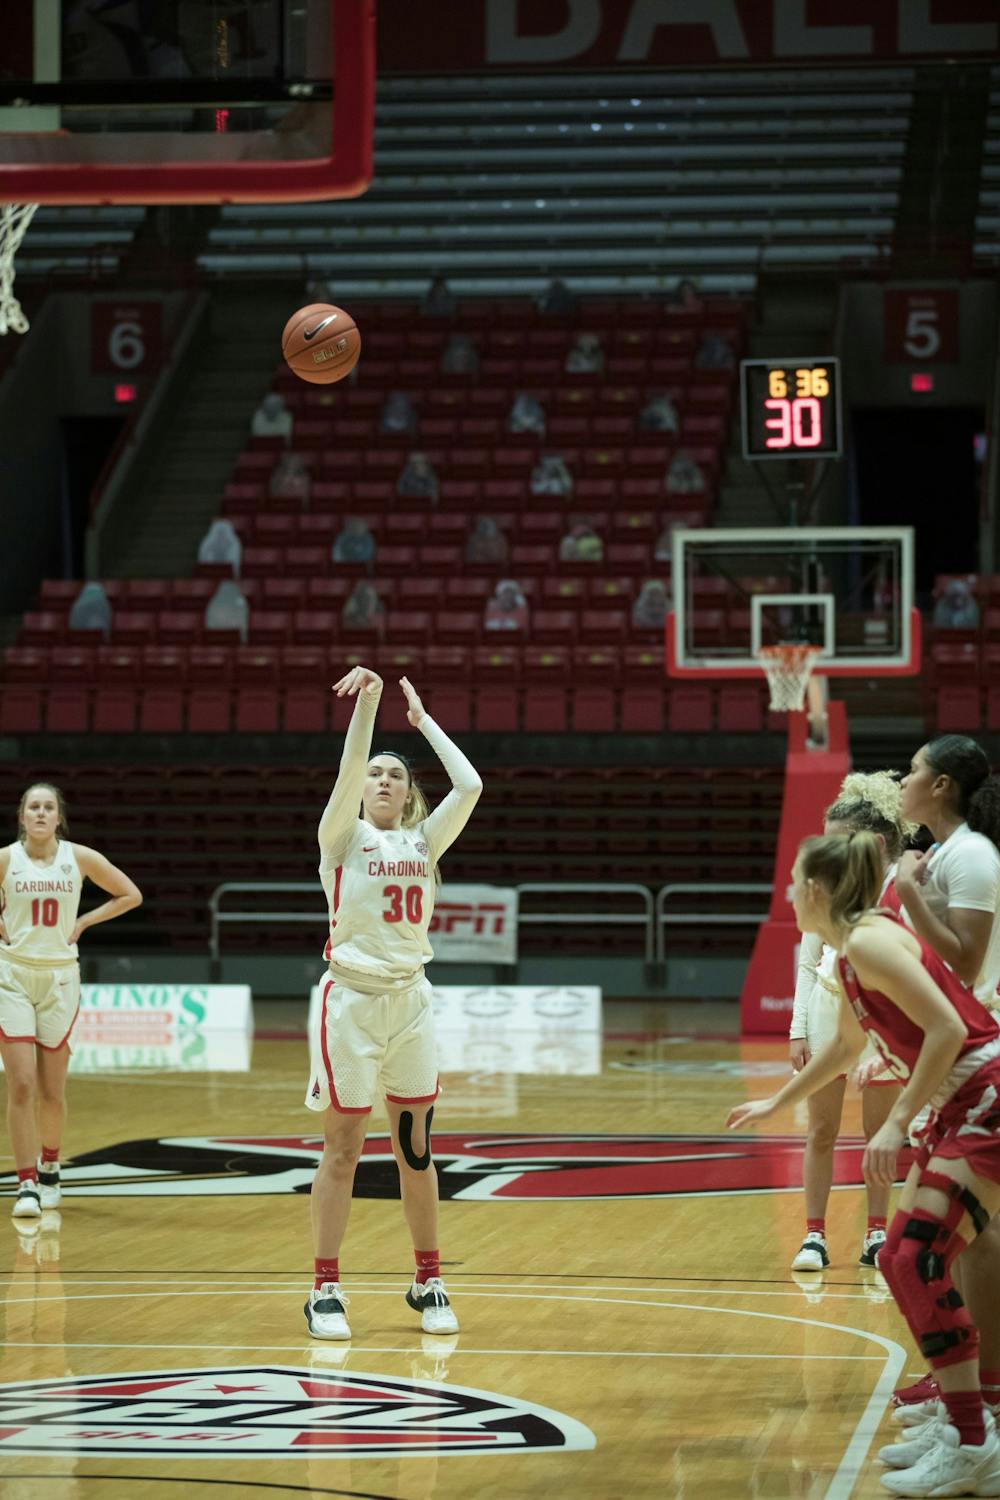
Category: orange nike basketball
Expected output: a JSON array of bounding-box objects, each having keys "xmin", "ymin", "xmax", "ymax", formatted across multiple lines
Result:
[{"xmin": 282, "ymin": 303, "xmax": 361, "ymax": 385}]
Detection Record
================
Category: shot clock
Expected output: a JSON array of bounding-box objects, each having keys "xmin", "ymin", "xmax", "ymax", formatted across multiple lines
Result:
[{"xmin": 740, "ymin": 356, "xmax": 842, "ymax": 460}]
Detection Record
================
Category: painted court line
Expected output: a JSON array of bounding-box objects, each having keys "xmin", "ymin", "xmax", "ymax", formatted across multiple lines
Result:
[{"xmin": 0, "ymin": 1340, "xmax": 883, "ymax": 1360}]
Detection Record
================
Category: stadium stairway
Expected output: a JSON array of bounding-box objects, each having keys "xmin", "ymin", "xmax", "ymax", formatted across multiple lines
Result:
[{"xmin": 103, "ymin": 292, "xmax": 287, "ymax": 579}]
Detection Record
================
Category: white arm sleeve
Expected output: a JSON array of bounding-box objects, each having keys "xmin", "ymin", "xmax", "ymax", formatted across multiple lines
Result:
[
  {"xmin": 317, "ymin": 685, "xmax": 381, "ymax": 860},
  {"xmin": 790, "ymin": 930, "xmax": 824, "ymax": 1039},
  {"xmin": 418, "ymin": 715, "xmax": 483, "ymax": 859}
]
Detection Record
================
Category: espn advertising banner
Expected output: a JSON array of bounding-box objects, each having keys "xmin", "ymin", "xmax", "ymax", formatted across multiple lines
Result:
[{"xmin": 429, "ymin": 883, "xmax": 518, "ymax": 964}]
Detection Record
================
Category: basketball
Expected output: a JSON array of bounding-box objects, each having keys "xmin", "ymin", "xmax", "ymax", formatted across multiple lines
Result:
[{"xmin": 282, "ymin": 302, "xmax": 361, "ymax": 384}]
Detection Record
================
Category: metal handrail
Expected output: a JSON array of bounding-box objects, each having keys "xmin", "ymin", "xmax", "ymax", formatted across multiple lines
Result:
[
  {"xmin": 209, "ymin": 880, "xmax": 656, "ymax": 962},
  {"xmin": 654, "ymin": 883, "xmax": 772, "ymax": 962},
  {"xmin": 516, "ymin": 883, "xmax": 656, "ymax": 962},
  {"xmin": 209, "ymin": 882, "xmax": 324, "ymax": 960}
]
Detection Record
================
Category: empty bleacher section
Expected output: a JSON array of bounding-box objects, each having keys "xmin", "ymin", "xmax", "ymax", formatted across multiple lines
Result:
[
  {"xmin": 17, "ymin": 206, "xmax": 145, "ymax": 280},
  {"xmin": 0, "ymin": 761, "xmax": 781, "ymax": 957},
  {"xmin": 3, "ymin": 289, "xmax": 756, "ymax": 734},
  {"xmin": 199, "ymin": 69, "xmax": 911, "ymax": 295},
  {"xmin": 974, "ymin": 65, "xmax": 1000, "ymax": 261}
]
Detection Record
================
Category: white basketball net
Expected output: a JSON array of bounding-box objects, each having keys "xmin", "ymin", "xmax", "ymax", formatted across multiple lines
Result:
[
  {"xmin": 0, "ymin": 203, "xmax": 38, "ymax": 336},
  {"xmin": 757, "ymin": 644, "xmax": 822, "ymax": 712}
]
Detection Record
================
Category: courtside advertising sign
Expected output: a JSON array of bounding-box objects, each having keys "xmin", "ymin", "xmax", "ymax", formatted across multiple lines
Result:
[{"xmin": 69, "ymin": 985, "xmax": 252, "ymax": 1074}]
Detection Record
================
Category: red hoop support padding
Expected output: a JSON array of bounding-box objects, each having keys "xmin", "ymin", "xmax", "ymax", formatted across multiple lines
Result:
[
  {"xmin": 664, "ymin": 608, "xmax": 922, "ymax": 680},
  {"xmin": 0, "ymin": 0, "xmax": 374, "ymax": 205}
]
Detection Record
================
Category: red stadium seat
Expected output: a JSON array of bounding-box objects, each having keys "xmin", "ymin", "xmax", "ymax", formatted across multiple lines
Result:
[
  {"xmin": 620, "ymin": 684, "xmax": 665, "ymax": 731},
  {"xmin": 139, "ymin": 687, "xmax": 184, "ymax": 733},
  {"xmin": 20, "ymin": 611, "xmax": 68, "ymax": 645},
  {"xmin": 49, "ymin": 646, "xmax": 96, "ymax": 682},
  {"xmin": 188, "ymin": 647, "xmax": 234, "ymax": 684},
  {"xmin": 571, "ymin": 685, "xmax": 615, "ymax": 731},
  {"xmin": 141, "ymin": 646, "xmax": 186, "ymax": 684},
  {"xmin": 3, "ymin": 647, "xmax": 48, "ymax": 682},
  {"xmin": 283, "ymin": 686, "xmax": 328, "ymax": 733},
  {"xmin": 531, "ymin": 610, "xmax": 576, "ymax": 644},
  {"xmin": 235, "ymin": 688, "xmax": 280, "ymax": 733},
  {"xmin": 38, "ymin": 580, "xmax": 80, "ymax": 609},
  {"xmin": 432, "ymin": 612, "xmax": 480, "ymax": 646},
  {"xmin": 93, "ymin": 687, "xmax": 138, "ymax": 734},
  {"xmin": 0, "ymin": 687, "xmax": 43, "ymax": 733},
  {"xmin": 46, "ymin": 687, "xmax": 90, "ymax": 733},
  {"xmin": 474, "ymin": 684, "xmax": 519, "ymax": 731},
  {"xmin": 95, "ymin": 646, "xmax": 141, "ymax": 685},
  {"xmin": 188, "ymin": 688, "xmax": 232, "ymax": 733},
  {"xmin": 236, "ymin": 648, "xmax": 280, "ymax": 685},
  {"xmin": 426, "ymin": 684, "xmax": 472, "ymax": 730},
  {"xmin": 248, "ymin": 611, "xmax": 293, "ymax": 645},
  {"xmin": 385, "ymin": 610, "xmax": 432, "ymax": 645},
  {"xmin": 156, "ymin": 611, "xmax": 202, "ymax": 645},
  {"xmin": 669, "ymin": 685, "xmax": 713, "ymax": 732},
  {"xmin": 717, "ymin": 684, "xmax": 765, "ymax": 733}
]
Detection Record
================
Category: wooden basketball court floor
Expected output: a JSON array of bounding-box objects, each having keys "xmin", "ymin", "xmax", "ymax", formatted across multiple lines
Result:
[{"xmin": 0, "ymin": 996, "xmax": 922, "ymax": 1499}]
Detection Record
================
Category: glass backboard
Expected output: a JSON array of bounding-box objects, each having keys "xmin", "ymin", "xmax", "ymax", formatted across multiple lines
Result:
[
  {"xmin": 667, "ymin": 525, "xmax": 920, "ymax": 678},
  {"xmin": 0, "ymin": 0, "xmax": 374, "ymax": 203}
]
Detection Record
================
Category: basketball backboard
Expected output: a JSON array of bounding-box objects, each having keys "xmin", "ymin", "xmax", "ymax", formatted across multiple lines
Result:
[
  {"xmin": 667, "ymin": 526, "xmax": 920, "ymax": 678},
  {"xmin": 0, "ymin": 0, "xmax": 374, "ymax": 203}
]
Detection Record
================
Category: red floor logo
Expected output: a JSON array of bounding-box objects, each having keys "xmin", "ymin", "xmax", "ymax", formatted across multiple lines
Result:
[
  {"xmin": 0, "ymin": 1366, "xmax": 595, "ymax": 1458},
  {"xmin": 0, "ymin": 1133, "xmax": 912, "ymax": 1200}
]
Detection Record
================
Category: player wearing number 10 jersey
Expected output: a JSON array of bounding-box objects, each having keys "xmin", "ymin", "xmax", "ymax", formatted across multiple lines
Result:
[
  {"xmin": 304, "ymin": 667, "xmax": 482, "ymax": 1344},
  {"xmin": 0, "ymin": 783, "xmax": 142, "ymax": 1222}
]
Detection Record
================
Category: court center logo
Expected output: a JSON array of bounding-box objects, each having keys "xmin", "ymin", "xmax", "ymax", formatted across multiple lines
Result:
[
  {"xmin": 0, "ymin": 1133, "xmax": 910, "ymax": 1199},
  {"xmin": 0, "ymin": 1366, "xmax": 595, "ymax": 1459}
]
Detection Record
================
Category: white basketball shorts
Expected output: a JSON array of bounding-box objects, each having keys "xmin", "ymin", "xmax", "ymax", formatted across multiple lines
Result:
[
  {"xmin": 802, "ymin": 982, "xmax": 896, "ymax": 1084},
  {"xmin": 305, "ymin": 975, "xmax": 440, "ymax": 1114},
  {"xmin": 0, "ymin": 958, "xmax": 80, "ymax": 1050}
]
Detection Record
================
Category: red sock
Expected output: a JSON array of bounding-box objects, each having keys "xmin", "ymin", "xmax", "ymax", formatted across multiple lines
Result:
[
  {"xmin": 414, "ymin": 1250, "xmax": 440, "ymax": 1285},
  {"xmin": 867, "ymin": 1216, "xmax": 887, "ymax": 1232},
  {"xmin": 313, "ymin": 1257, "xmax": 339, "ymax": 1291},
  {"xmin": 16, "ymin": 1168, "xmax": 37, "ymax": 1184},
  {"xmin": 40, "ymin": 1146, "xmax": 59, "ymax": 1165},
  {"xmin": 941, "ymin": 1389, "xmax": 986, "ymax": 1447},
  {"xmin": 806, "ymin": 1218, "xmax": 826, "ymax": 1236},
  {"xmin": 980, "ymin": 1368, "xmax": 1000, "ymax": 1410}
]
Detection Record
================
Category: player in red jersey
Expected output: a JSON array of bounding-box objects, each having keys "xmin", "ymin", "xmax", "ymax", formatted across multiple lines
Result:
[
  {"xmin": 0, "ymin": 782, "xmax": 142, "ymax": 1221},
  {"xmin": 728, "ymin": 831, "xmax": 1000, "ymax": 1496},
  {"xmin": 788, "ymin": 772, "xmax": 911, "ymax": 1274},
  {"xmin": 890, "ymin": 736, "xmax": 1000, "ymax": 1418},
  {"xmin": 304, "ymin": 666, "xmax": 482, "ymax": 1343}
]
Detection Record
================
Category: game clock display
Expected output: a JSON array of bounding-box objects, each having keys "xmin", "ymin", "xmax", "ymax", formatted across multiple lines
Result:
[{"xmin": 740, "ymin": 357, "xmax": 842, "ymax": 460}]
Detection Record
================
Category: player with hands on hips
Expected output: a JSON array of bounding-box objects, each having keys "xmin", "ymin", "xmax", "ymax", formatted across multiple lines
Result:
[
  {"xmin": 304, "ymin": 666, "xmax": 482, "ymax": 1342},
  {"xmin": 729, "ymin": 831, "xmax": 1000, "ymax": 1497},
  {"xmin": 0, "ymin": 783, "xmax": 142, "ymax": 1221}
]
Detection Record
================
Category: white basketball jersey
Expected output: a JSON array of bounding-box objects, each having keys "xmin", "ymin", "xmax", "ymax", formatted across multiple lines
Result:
[
  {"xmin": 321, "ymin": 820, "xmax": 436, "ymax": 992},
  {"xmin": 1, "ymin": 840, "xmax": 82, "ymax": 967}
]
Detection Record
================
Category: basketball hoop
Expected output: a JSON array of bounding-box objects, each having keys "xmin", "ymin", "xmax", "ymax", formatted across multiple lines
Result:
[
  {"xmin": 0, "ymin": 203, "xmax": 38, "ymax": 336},
  {"xmin": 757, "ymin": 643, "xmax": 822, "ymax": 712}
]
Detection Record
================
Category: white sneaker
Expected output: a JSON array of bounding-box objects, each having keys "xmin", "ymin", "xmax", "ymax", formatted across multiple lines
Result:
[
  {"xmin": 893, "ymin": 1398, "xmax": 940, "ymax": 1428},
  {"xmin": 37, "ymin": 1161, "xmax": 61, "ymax": 1210},
  {"xmin": 879, "ymin": 1403, "xmax": 945, "ymax": 1468},
  {"xmin": 860, "ymin": 1228, "xmax": 887, "ymax": 1267},
  {"xmin": 880, "ymin": 1410, "xmax": 1000, "ymax": 1496},
  {"xmin": 406, "ymin": 1277, "xmax": 459, "ymax": 1334},
  {"xmin": 791, "ymin": 1232, "xmax": 829, "ymax": 1271},
  {"xmin": 12, "ymin": 1181, "xmax": 41, "ymax": 1219},
  {"xmin": 303, "ymin": 1283, "xmax": 351, "ymax": 1340}
]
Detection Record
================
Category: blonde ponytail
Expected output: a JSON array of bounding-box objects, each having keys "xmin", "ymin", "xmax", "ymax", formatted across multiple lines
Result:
[
  {"xmin": 799, "ymin": 830, "xmax": 883, "ymax": 933},
  {"xmin": 402, "ymin": 773, "xmax": 441, "ymax": 887}
]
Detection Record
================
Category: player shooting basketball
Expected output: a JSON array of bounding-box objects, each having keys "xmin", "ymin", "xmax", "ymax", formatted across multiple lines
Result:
[{"xmin": 303, "ymin": 666, "xmax": 482, "ymax": 1341}]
